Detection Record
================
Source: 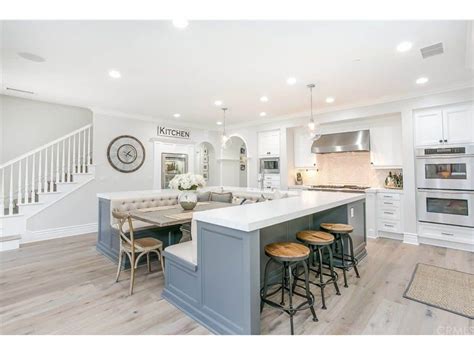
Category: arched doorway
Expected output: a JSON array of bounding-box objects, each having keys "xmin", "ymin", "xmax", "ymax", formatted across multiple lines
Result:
[
  {"xmin": 220, "ymin": 135, "xmax": 248, "ymax": 187},
  {"xmin": 195, "ymin": 141, "xmax": 218, "ymax": 186}
]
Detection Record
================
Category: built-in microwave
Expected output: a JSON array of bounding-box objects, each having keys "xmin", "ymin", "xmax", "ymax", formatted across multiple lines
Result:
[
  {"xmin": 260, "ymin": 158, "xmax": 280, "ymax": 174},
  {"xmin": 415, "ymin": 144, "xmax": 474, "ymax": 191},
  {"xmin": 417, "ymin": 189, "xmax": 474, "ymax": 228}
]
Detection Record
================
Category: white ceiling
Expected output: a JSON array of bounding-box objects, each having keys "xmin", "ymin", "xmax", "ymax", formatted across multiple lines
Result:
[{"xmin": 1, "ymin": 20, "xmax": 473, "ymax": 127}]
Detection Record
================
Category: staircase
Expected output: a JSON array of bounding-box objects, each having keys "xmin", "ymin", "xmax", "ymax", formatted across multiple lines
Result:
[{"xmin": 0, "ymin": 124, "xmax": 94, "ymax": 250}]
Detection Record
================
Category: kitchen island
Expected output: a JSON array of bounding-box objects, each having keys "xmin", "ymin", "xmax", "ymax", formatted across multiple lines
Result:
[{"xmin": 162, "ymin": 190, "xmax": 366, "ymax": 335}]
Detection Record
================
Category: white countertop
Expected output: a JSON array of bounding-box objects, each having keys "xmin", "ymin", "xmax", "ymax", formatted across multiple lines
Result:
[{"xmin": 193, "ymin": 190, "xmax": 365, "ymax": 232}]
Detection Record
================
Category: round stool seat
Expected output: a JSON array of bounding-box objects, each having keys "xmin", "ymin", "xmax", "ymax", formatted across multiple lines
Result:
[
  {"xmin": 320, "ymin": 223, "xmax": 354, "ymax": 234},
  {"xmin": 296, "ymin": 230, "xmax": 334, "ymax": 245},
  {"xmin": 265, "ymin": 242, "xmax": 310, "ymax": 262}
]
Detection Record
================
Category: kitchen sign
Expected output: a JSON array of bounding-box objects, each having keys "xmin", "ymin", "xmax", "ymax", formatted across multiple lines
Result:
[{"xmin": 157, "ymin": 126, "xmax": 190, "ymax": 139}]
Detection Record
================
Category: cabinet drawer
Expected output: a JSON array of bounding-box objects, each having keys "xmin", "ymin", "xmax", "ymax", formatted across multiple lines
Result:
[
  {"xmin": 378, "ymin": 219, "xmax": 401, "ymax": 233},
  {"xmin": 418, "ymin": 223, "xmax": 473, "ymax": 245},
  {"xmin": 377, "ymin": 208, "xmax": 400, "ymax": 221},
  {"xmin": 378, "ymin": 193, "xmax": 400, "ymax": 201},
  {"xmin": 378, "ymin": 199, "xmax": 400, "ymax": 208}
]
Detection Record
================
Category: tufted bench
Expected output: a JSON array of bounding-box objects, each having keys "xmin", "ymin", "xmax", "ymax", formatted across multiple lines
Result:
[{"xmin": 110, "ymin": 192, "xmax": 179, "ymax": 232}]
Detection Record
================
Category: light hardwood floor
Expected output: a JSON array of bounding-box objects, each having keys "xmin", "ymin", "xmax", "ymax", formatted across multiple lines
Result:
[{"xmin": 0, "ymin": 234, "xmax": 472, "ymax": 335}]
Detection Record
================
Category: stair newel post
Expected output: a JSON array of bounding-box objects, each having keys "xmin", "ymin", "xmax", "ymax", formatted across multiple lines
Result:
[
  {"xmin": 82, "ymin": 129, "xmax": 86, "ymax": 173},
  {"xmin": 87, "ymin": 126, "xmax": 91, "ymax": 167},
  {"xmin": 61, "ymin": 140, "xmax": 65, "ymax": 183},
  {"xmin": 67, "ymin": 136, "xmax": 71, "ymax": 183},
  {"xmin": 31, "ymin": 153, "xmax": 36, "ymax": 203},
  {"xmin": 38, "ymin": 150, "xmax": 42, "ymax": 193},
  {"xmin": 73, "ymin": 134, "xmax": 76, "ymax": 174},
  {"xmin": 50, "ymin": 144, "xmax": 54, "ymax": 192},
  {"xmin": 18, "ymin": 159, "xmax": 22, "ymax": 205},
  {"xmin": 1, "ymin": 168, "xmax": 4, "ymax": 216},
  {"xmin": 9, "ymin": 165, "xmax": 13, "ymax": 215}
]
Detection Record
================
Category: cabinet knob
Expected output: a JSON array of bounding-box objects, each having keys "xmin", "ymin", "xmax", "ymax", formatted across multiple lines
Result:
[
  {"xmin": 439, "ymin": 139, "xmax": 443, "ymax": 143},
  {"xmin": 444, "ymin": 139, "xmax": 448, "ymax": 143}
]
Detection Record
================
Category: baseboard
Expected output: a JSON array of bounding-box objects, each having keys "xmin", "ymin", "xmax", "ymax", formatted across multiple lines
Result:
[
  {"xmin": 22, "ymin": 222, "xmax": 98, "ymax": 244},
  {"xmin": 403, "ymin": 232, "xmax": 419, "ymax": 245},
  {"xmin": 418, "ymin": 237, "xmax": 473, "ymax": 252}
]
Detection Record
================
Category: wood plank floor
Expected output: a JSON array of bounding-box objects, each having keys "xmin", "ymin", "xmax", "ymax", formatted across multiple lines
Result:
[{"xmin": 0, "ymin": 234, "xmax": 472, "ymax": 335}]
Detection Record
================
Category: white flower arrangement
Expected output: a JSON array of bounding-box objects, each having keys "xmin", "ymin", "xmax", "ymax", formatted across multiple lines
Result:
[{"xmin": 169, "ymin": 173, "xmax": 206, "ymax": 191}]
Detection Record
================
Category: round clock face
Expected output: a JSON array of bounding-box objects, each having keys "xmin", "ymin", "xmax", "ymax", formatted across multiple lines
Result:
[{"xmin": 107, "ymin": 135, "xmax": 145, "ymax": 173}]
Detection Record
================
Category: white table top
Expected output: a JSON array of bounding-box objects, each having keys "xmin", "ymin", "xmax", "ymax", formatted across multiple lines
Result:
[{"xmin": 193, "ymin": 190, "xmax": 365, "ymax": 232}]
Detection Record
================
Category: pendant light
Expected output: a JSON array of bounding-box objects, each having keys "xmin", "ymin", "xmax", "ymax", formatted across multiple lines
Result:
[
  {"xmin": 307, "ymin": 83, "xmax": 321, "ymax": 141},
  {"xmin": 221, "ymin": 107, "xmax": 229, "ymax": 147}
]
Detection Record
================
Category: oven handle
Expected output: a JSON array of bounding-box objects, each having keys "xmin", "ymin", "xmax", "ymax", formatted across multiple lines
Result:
[{"xmin": 417, "ymin": 188, "xmax": 474, "ymax": 195}]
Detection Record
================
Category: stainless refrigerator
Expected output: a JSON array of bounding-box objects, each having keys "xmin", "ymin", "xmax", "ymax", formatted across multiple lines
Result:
[{"xmin": 161, "ymin": 153, "xmax": 188, "ymax": 189}]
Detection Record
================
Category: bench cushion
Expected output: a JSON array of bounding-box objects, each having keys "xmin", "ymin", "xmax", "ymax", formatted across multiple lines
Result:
[{"xmin": 165, "ymin": 241, "xmax": 196, "ymax": 266}]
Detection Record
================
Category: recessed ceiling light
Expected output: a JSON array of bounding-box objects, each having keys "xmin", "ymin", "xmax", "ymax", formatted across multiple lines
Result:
[
  {"xmin": 259, "ymin": 112, "xmax": 267, "ymax": 117},
  {"xmin": 108, "ymin": 70, "xmax": 121, "ymax": 79},
  {"xmin": 216, "ymin": 121, "xmax": 223, "ymax": 125},
  {"xmin": 173, "ymin": 113, "xmax": 181, "ymax": 118},
  {"xmin": 172, "ymin": 19, "xmax": 189, "ymax": 29},
  {"xmin": 416, "ymin": 77, "xmax": 429, "ymax": 85},
  {"xmin": 325, "ymin": 97, "xmax": 335, "ymax": 104},
  {"xmin": 214, "ymin": 100, "xmax": 223, "ymax": 106},
  {"xmin": 396, "ymin": 41, "xmax": 413, "ymax": 52},
  {"xmin": 17, "ymin": 52, "xmax": 45, "ymax": 63},
  {"xmin": 286, "ymin": 77, "xmax": 297, "ymax": 85},
  {"xmin": 260, "ymin": 96, "xmax": 269, "ymax": 102}
]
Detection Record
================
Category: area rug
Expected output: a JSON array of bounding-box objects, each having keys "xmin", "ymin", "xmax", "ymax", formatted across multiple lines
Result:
[{"xmin": 403, "ymin": 263, "xmax": 474, "ymax": 319}]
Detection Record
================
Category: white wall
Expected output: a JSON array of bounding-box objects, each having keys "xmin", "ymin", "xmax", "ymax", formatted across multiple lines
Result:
[
  {"xmin": 0, "ymin": 95, "xmax": 92, "ymax": 163},
  {"xmin": 27, "ymin": 111, "xmax": 220, "ymax": 231}
]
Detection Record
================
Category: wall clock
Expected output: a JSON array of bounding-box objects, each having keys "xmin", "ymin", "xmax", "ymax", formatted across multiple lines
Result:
[{"xmin": 107, "ymin": 135, "xmax": 145, "ymax": 173}]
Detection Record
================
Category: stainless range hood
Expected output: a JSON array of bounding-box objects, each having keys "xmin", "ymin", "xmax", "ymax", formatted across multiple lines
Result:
[{"xmin": 311, "ymin": 129, "xmax": 370, "ymax": 154}]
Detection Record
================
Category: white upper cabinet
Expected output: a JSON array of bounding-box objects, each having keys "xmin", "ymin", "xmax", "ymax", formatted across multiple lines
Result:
[
  {"xmin": 415, "ymin": 109, "xmax": 444, "ymax": 146},
  {"xmin": 293, "ymin": 126, "xmax": 316, "ymax": 168},
  {"xmin": 258, "ymin": 129, "xmax": 280, "ymax": 157},
  {"xmin": 415, "ymin": 103, "xmax": 473, "ymax": 147},
  {"xmin": 442, "ymin": 104, "xmax": 474, "ymax": 145},
  {"xmin": 370, "ymin": 124, "xmax": 402, "ymax": 168}
]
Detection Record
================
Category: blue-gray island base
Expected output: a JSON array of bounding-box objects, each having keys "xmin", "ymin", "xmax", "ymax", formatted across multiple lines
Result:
[{"xmin": 162, "ymin": 196, "xmax": 366, "ymax": 335}]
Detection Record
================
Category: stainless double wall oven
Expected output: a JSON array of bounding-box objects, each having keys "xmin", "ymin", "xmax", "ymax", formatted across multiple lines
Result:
[{"xmin": 416, "ymin": 144, "xmax": 474, "ymax": 228}]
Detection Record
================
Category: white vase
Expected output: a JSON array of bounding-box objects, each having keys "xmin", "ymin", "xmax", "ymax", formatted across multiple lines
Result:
[{"xmin": 179, "ymin": 190, "xmax": 198, "ymax": 210}]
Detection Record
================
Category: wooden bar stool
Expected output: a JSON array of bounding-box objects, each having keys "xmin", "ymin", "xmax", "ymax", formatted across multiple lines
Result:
[
  {"xmin": 260, "ymin": 242, "xmax": 318, "ymax": 335},
  {"xmin": 295, "ymin": 230, "xmax": 340, "ymax": 309},
  {"xmin": 320, "ymin": 223, "xmax": 360, "ymax": 288}
]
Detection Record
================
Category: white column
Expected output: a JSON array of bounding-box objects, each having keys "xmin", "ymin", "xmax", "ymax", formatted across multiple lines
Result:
[
  {"xmin": 87, "ymin": 127, "xmax": 91, "ymax": 166},
  {"xmin": 61, "ymin": 140, "xmax": 65, "ymax": 183},
  {"xmin": 44, "ymin": 147, "xmax": 48, "ymax": 192},
  {"xmin": 18, "ymin": 159, "xmax": 22, "ymax": 205},
  {"xmin": 0, "ymin": 168, "xmax": 4, "ymax": 216},
  {"xmin": 38, "ymin": 150, "xmax": 43, "ymax": 193},
  {"xmin": 31, "ymin": 153, "xmax": 36, "ymax": 203},
  {"xmin": 24, "ymin": 156, "xmax": 29, "ymax": 204},
  {"xmin": 56, "ymin": 142, "xmax": 60, "ymax": 182},
  {"xmin": 50, "ymin": 145, "xmax": 54, "ymax": 192},
  {"xmin": 73, "ymin": 134, "xmax": 76, "ymax": 174},
  {"xmin": 67, "ymin": 137, "xmax": 71, "ymax": 182},
  {"xmin": 9, "ymin": 166, "xmax": 13, "ymax": 214},
  {"xmin": 82, "ymin": 130, "xmax": 86, "ymax": 173}
]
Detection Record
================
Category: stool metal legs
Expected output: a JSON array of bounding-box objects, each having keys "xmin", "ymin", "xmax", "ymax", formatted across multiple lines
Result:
[
  {"xmin": 333, "ymin": 233, "xmax": 360, "ymax": 288},
  {"xmin": 260, "ymin": 258, "xmax": 318, "ymax": 335}
]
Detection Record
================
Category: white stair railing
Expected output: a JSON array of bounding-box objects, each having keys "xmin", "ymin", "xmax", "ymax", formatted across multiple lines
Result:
[{"xmin": 0, "ymin": 124, "xmax": 93, "ymax": 216}]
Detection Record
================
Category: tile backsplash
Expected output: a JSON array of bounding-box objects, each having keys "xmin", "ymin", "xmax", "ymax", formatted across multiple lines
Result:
[{"xmin": 296, "ymin": 152, "xmax": 401, "ymax": 187}]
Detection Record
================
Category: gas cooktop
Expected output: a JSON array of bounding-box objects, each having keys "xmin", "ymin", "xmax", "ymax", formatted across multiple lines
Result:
[{"xmin": 309, "ymin": 184, "xmax": 371, "ymax": 192}]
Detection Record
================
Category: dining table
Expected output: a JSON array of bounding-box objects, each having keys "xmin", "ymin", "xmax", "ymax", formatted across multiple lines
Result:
[{"xmin": 128, "ymin": 201, "xmax": 234, "ymax": 228}]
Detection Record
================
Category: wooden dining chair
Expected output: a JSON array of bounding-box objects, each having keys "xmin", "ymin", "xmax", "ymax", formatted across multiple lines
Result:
[{"xmin": 112, "ymin": 210, "xmax": 165, "ymax": 296}]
